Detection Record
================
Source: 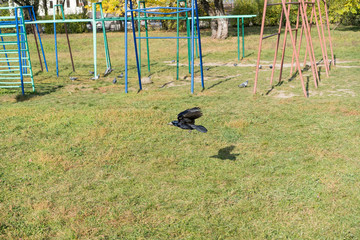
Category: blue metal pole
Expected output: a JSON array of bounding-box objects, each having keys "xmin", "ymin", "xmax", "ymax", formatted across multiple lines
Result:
[
  {"xmin": 0, "ymin": 29, "xmax": 11, "ymax": 71},
  {"xmin": 130, "ymin": 0, "xmax": 142, "ymax": 91},
  {"xmin": 15, "ymin": 8, "xmax": 25, "ymax": 95},
  {"xmin": 20, "ymin": 19, "xmax": 27, "ymax": 74},
  {"xmin": 194, "ymin": 0, "xmax": 204, "ymax": 89},
  {"xmin": 125, "ymin": 0, "xmax": 128, "ymax": 93},
  {"xmin": 191, "ymin": 0, "xmax": 194, "ymax": 94},
  {"xmin": 31, "ymin": 6, "xmax": 48, "ymax": 72}
]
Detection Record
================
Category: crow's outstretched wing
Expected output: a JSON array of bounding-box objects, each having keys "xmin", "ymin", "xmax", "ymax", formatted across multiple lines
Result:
[{"xmin": 177, "ymin": 107, "xmax": 203, "ymax": 124}]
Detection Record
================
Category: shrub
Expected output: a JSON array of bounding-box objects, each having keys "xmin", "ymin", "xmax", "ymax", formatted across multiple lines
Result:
[{"xmin": 38, "ymin": 13, "xmax": 90, "ymax": 34}]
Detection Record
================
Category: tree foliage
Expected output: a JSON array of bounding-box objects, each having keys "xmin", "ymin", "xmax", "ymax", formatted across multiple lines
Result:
[
  {"xmin": 330, "ymin": 0, "xmax": 360, "ymax": 24},
  {"xmin": 232, "ymin": 0, "xmax": 360, "ymax": 26},
  {"xmin": 12, "ymin": 0, "xmax": 40, "ymax": 16}
]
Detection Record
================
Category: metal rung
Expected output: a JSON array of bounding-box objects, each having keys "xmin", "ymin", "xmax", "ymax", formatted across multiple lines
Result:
[
  {"xmin": 267, "ymin": 2, "xmax": 300, "ymax": 6},
  {"xmin": 0, "ymin": 60, "xmax": 21, "ymax": 62},
  {"xmin": 0, "ymin": 73, "xmax": 31, "ymax": 76},
  {"xmin": 0, "ymin": 52, "xmax": 29, "ymax": 54},
  {"xmin": 0, "ymin": 25, "xmax": 24, "ymax": 29},
  {"xmin": 0, "ymin": 82, "xmax": 21, "ymax": 84},
  {"xmin": 0, "ymin": 49, "xmax": 28, "ymax": 53},
  {"xmin": 0, "ymin": 77, "xmax": 22, "ymax": 80},
  {"xmin": 262, "ymin": 33, "xmax": 279, "ymax": 39},
  {"xmin": 0, "ymin": 69, "xmax": 20, "ymax": 72},
  {"xmin": 0, "ymin": 16, "xmax": 16, "ymax": 20},
  {"xmin": 0, "ymin": 81, "xmax": 32, "ymax": 84},
  {"xmin": 0, "ymin": 42, "xmax": 26, "ymax": 45},
  {"xmin": 0, "ymin": 33, "xmax": 25, "ymax": 37},
  {"xmin": 0, "ymin": 86, "xmax": 21, "ymax": 88},
  {"xmin": 0, "ymin": 57, "xmax": 29, "ymax": 60}
]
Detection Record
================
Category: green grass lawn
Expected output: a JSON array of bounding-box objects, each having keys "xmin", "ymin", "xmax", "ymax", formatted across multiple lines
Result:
[{"xmin": 1, "ymin": 25, "xmax": 360, "ymax": 239}]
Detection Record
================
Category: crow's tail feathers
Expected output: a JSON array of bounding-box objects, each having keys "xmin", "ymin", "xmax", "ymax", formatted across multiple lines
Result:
[{"xmin": 193, "ymin": 125, "xmax": 208, "ymax": 133}]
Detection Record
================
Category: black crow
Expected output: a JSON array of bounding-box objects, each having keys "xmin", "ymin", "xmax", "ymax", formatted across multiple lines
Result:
[
  {"xmin": 206, "ymin": 67, "xmax": 210, "ymax": 71},
  {"xmin": 168, "ymin": 107, "xmax": 207, "ymax": 133},
  {"xmin": 113, "ymin": 77, "xmax": 117, "ymax": 84},
  {"xmin": 269, "ymin": 64, "xmax": 273, "ymax": 69},
  {"xmin": 258, "ymin": 65, "xmax": 262, "ymax": 69},
  {"xmin": 238, "ymin": 80, "xmax": 248, "ymax": 88},
  {"xmin": 118, "ymin": 72, "xmax": 124, "ymax": 78},
  {"xmin": 69, "ymin": 77, "xmax": 78, "ymax": 81}
]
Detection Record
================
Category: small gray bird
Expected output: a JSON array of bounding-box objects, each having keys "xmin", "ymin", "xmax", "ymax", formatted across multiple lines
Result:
[
  {"xmin": 206, "ymin": 67, "xmax": 210, "ymax": 71},
  {"xmin": 112, "ymin": 78, "xmax": 117, "ymax": 84},
  {"xmin": 91, "ymin": 74, "xmax": 100, "ymax": 80},
  {"xmin": 118, "ymin": 72, "xmax": 123, "ymax": 78},
  {"xmin": 69, "ymin": 77, "xmax": 78, "ymax": 81},
  {"xmin": 234, "ymin": 63, "xmax": 238, "ymax": 66},
  {"xmin": 258, "ymin": 65, "xmax": 262, "ymax": 69},
  {"xmin": 104, "ymin": 67, "xmax": 113, "ymax": 76},
  {"xmin": 89, "ymin": 70, "xmax": 94, "ymax": 74},
  {"xmin": 171, "ymin": 60, "xmax": 175, "ymax": 63},
  {"xmin": 238, "ymin": 80, "xmax": 248, "ymax": 88}
]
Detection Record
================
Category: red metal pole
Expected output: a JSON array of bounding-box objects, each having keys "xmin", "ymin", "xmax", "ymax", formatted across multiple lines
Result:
[
  {"xmin": 317, "ymin": 0, "xmax": 330, "ymax": 73},
  {"xmin": 313, "ymin": 1, "xmax": 329, "ymax": 77},
  {"xmin": 303, "ymin": 3, "xmax": 312, "ymax": 67},
  {"xmin": 300, "ymin": 0, "xmax": 319, "ymax": 88},
  {"xmin": 290, "ymin": 6, "xmax": 300, "ymax": 76},
  {"xmin": 254, "ymin": 0, "xmax": 268, "ymax": 94},
  {"xmin": 278, "ymin": 0, "xmax": 292, "ymax": 83},
  {"xmin": 270, "ymin": 8, "xmax": 284, "ymax": 85},
  {"xmin": 323, "ymin": 0, "xmax": 335, "ymax": 66},
  {"xmin": 281, "ymin": 0, "xmax": 307, "ymax": 97},
  {"xmin": 64, "ymin": 23, "xmax": 75, "ymax": 72},
  {"xmin": 32, "ymin": 24, "xmax": 43, "ymax": 72}
]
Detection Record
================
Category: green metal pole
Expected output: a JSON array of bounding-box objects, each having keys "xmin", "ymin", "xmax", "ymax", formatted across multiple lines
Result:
[
  {"xmin": 143, "ymin": 1, "xmax": 150, "ymax": 73},
  {"xmin": 92, "ymin": 3, "xmax": 97, "ymax": 78},
  {"xmin": 99, "ymin": 3, "xmax": 111, "ymax": 69},
  {"xmin": 242, "ymin": 17, "xmax": 245, "ymax": 59},
  {"xmin": 176, "ymin": 0, "xmax": 180, "ymax": 80},
  {"xmin": 237, "ymin": 17, "xmax": 240, "ymax": 61},
  {"xmin": 138, "ymin": 1, "xmax": 141, "ymax": 76}
]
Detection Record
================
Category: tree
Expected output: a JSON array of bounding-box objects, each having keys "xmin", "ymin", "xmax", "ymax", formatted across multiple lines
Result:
[
  {"xmin": 333, "ymin": 0, "xmax": 360, "ymax": 24},
  {"xmin": 200, "ymin": 0, "xmax": 228, "ymax": 39},
  {"xmin": 42, "ymin": 0, "xmax": 48, "ymax": 16},
  {"xmin": 12, "ymin": 0, "xmax": 40, "ymax": 16},
  {"xmin": 88, "ymin": 0, "xmax": 229, "ymax": 38}
]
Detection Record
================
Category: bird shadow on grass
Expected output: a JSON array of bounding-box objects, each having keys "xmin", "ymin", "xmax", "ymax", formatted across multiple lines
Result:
[
  {"xmin": 211, "ymin": 145, "xmax": 239, "ymax": 161},
  {"xmin": 15, "ymin": 85, "xmax": 64, "ymax": 102}
]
